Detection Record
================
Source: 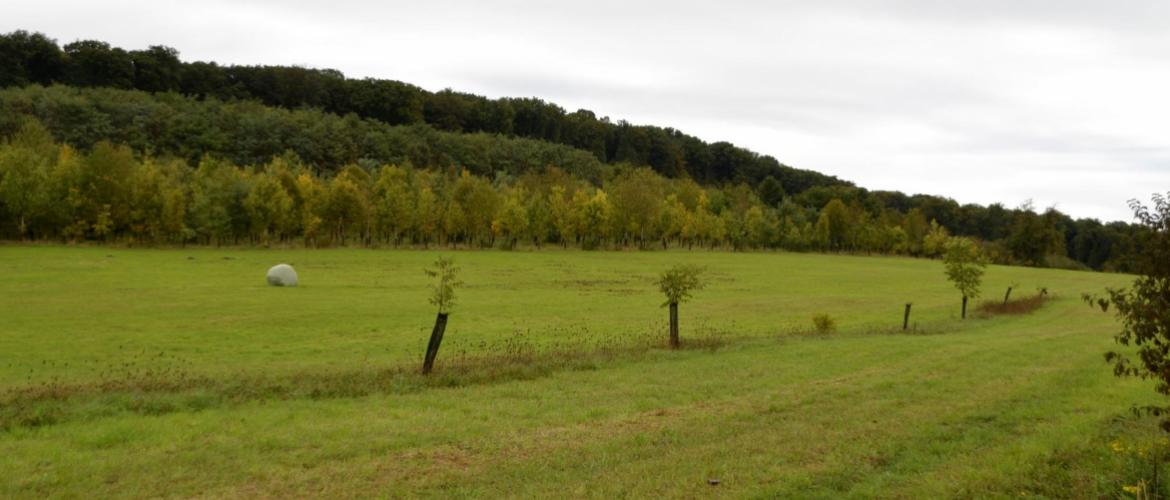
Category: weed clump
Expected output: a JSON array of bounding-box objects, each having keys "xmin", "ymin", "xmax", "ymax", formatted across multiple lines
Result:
[{"xmin": 812, "ymin": 314, "xmax": 836, "ymax": 334}]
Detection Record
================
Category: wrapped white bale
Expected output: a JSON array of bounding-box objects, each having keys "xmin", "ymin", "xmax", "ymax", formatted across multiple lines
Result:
[{"xmin": 266, "ymin": 264, "xmax": 298, "ymax": 287}]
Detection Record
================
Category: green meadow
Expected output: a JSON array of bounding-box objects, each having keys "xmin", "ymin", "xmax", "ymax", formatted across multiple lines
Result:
[{"xmin": 0, "ymin": 246, "xmax": 1160, "ymax": 497}]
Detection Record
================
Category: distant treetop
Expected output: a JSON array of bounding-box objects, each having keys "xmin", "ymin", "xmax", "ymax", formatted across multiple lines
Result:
[{"xmin": 0, "ymin": 29, "xmax": 848, "ymax": 192}]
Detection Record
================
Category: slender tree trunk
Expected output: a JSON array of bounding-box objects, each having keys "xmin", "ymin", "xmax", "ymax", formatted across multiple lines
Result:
[
  {"xmin": 1003, "ymin": 287, "xmax": 1013, "ymax": 305},
  {"xmin": 422, "ymin": 312, "xmax": 449, "ymax": 375},
  {"xmin": 961, "ymin": 296, "xmax": 968, "ymax": 319},
  {"xmin": 903, "ymin": 303, "xmax": 912, "ymax": 331},
  {"xmin": 669, "ymin": 302, "xmax": 679, "ymax": 349}
]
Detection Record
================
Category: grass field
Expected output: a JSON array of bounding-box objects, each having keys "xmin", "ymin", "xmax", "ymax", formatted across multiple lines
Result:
[{"xmin": 0, "ymin": 245, "xmax": 1162, "ymax": 498}]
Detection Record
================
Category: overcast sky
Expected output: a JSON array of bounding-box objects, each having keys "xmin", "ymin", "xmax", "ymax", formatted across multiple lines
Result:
[{"xmin": 5, "ymin": 0, "xmax": 1168, "ymax": 222}]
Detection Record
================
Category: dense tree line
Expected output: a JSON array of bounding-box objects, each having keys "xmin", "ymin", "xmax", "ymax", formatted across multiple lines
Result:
[
  {"xmin": 0, "ymin": 85, "xmax": 607, "ymax": 182},
  {"xmin": 0, "ymin": 119, "xmax": 1144, "ymax": 270},
  {"xmin": 0, "ymin": 30, "xmax": 1146, "ymax": 270},
  {"xmin": 0, "ymin": 30, "xmax": 841, "ymax": 190}
]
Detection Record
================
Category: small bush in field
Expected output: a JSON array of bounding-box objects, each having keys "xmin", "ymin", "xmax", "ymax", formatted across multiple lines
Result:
[{"xmin": 812, "ymin": 314, "xmax": 836, "ymax": 334}]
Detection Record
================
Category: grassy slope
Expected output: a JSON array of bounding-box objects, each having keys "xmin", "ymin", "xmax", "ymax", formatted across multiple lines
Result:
[{"xmin": 0, "ymin": 246, "xmax": 1156, "ymax": 498}]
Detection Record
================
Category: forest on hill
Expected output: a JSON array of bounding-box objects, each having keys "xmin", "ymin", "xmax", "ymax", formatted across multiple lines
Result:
[
  {"xmin": 0, "ymin": 30, "xmax": 1148, "ymax": 271},
  {"xmin": 0, "ymin": 30, "xmax": 838, "ymax": 187}
]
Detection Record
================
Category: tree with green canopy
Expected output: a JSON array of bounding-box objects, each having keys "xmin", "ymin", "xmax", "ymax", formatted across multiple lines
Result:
[
  {"xmin": 657, "ymin": 264, "xmax": 706, "ymax": 349},
  {"xmin": 422, "ymin": 256, "xmax": 462, "ymax": 374},
  {"xmin": 943, "ymin": 237, "xmax": 988, "ymax": 319},
  {"xmin": 1091, "ymin": 194, "xmax": 1170, "ymax": 431}
]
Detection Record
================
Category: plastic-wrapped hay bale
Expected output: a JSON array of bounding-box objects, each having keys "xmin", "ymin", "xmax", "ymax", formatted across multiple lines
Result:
[{"xmin": 266, "ymin": 264, "xmax": 298, "ymax": 287}]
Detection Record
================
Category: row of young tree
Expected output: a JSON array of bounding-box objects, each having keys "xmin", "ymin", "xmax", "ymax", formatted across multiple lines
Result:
[
  {"xmin": 0, "ymin": 120, "xmax": 1146, "ymax": 271},
  {"xmin": 0, "ymin": 120, "xmax": 864, "ymax": 250},
  {"xmin": 0, "ymin": 30, "xmax": 842, "ymax": 188}
]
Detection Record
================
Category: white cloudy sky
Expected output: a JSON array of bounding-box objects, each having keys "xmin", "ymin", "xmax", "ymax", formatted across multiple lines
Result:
[{"xmin": 4, "ymin": 0, "xmax": 1168, "ymax": 222}]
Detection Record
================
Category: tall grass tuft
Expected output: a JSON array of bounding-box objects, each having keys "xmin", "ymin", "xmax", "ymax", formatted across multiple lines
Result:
[{"xmin": 812, "ymin": 314, "xmax": 837, "ymax": 334}]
